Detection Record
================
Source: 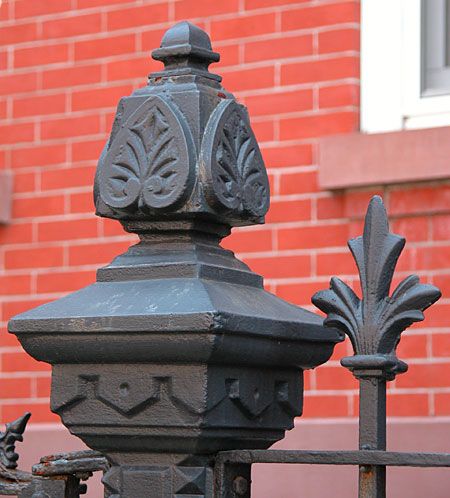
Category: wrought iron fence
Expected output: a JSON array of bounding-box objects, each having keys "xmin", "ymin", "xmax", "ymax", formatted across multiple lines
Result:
[{"xmin": 1, "ymin": 21, "xmax": 449, "ymax": 498}]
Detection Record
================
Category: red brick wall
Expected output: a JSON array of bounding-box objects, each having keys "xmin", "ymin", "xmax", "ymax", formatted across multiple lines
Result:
[{"xmin": 0, "ymin": 0, "xmax": 448, "ymax": 425}]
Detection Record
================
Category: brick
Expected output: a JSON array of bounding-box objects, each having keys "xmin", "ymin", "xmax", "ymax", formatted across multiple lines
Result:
[
  {"xmin": 41, "ymin": 165, "xmax": 96, "ymax": 191},
  {"xmin": 221, "ymin": 66, "xmax": 274, "ymax": 92},
  {"xmin": 279, "ymin": 112, "xmax": 358, "ymax": 140},
  {"xmin": 15, "ymin": 0, "xmax": 72, "ymax": 19},
  {"xmin": 77, "ymin": 0, "xmax": 136, "ymax": 6},
  {"xmin": 221, "ymin": 228, "xmax": 272, "ymax": 253},
  {"xmin": 0, "ymin": 98, "xmax": 7, "ymax": 119},
  {"xmin": 317, "ymin": 195, "xmax": 345, "ymax": 219},
  {"xmin": 1, "ymin": 404, "xmax": 60, "ymax": 424},
  {"xmin": 278, "ymin": 170, "xmax": 318, "ymax": 195},
  {"xmin": 396, "ymin": 362, "xmax": 450, "ymax": 388},
  {"xmin": 246, "ymin": 0, "xmax": 309, "ymax": 9},
  {"xmin": 389, "ymin": 186, "xmax": 450, "ymax": 216},
  {"xmin": 0, "ymin": 72, "xmax": 38, "ymax": 95},
  {"xmin": 38, "ymin": 218, "xmax": 98, "ymax": 242},
  {"xmin": 244, "ymin": 254, "xmax": 311, "ymax": 279},
  {"xmin": 102, "ymin": 217, "xmax": 130, "ymax": 237},
  {"xmin": 41, "ymin": 115, "xmax": 101, "ymax": 140},
  {"xmin": 72, "ymin": 139, "xmax": 105, "ymax": 162},
  {"xmin": 386, "ymin": 393, "xmax": 428, "ymax": 417},
  {"xmin": 0, "ymin": 275, "xmax": 32, "ymax": 295},
  {"xmin": 0, "ymin": 22, "xmax": 38, "ymax": 46},
  {"xmin": 415, "ymin": 245, "xmax": 450, "ymax": 271},
  {"xmin": 432, "ymin": 214, "xmax": 450, "ymax": 240},
  {"xmin": 0, "ymin": 223, "xmax": 33, "ymax": 245},
  {"xmin": 106, "ymin": 56, "xmax": 155, "ymax": 82},
  {"xmin": 0, "ymin": 122, "xmax": 34, "ymax": 144},
  {"xmin": 319, "ymin": 28, "xmax": 360, "ymax": 54},
  {"xmin": 212, "ymin": 44, "xmax": 240, "ymax": 68},
  {"xmin": 211, "ymin": 13, "xmax": 276, "ymax": 41},
  {"xmin": 431, "ymin": 334, "xmax": 450, "ymax": 357},
  {"xmin": 302, "ymin": 394, "xmax": 349, "ymax": 417},
  {"xmin": 69, "ymin": 240, "xmax": 132, "ymax": 266},
  {"xmin": 14, "ymin": 43, "xmax": 69, "ymax": 68},
  {"xmin": 0, "ymin": 50, "xmax": 6, "ymax": 70},
  {"xmin": 72, "ymin": 84, "xmax": 132, "ymax": 111},
  {"xmin": 107, "ymin": 4, "xmax": 168, "ymax": 31},
  {"xmin": 12, "ymin": 194, "xmax": 65, "ymax": 218},
  {"xmin": 266, "ymin": 199, "xmax": 311, "ymax": 223},
  {"xmin": 43, "ymin": 63, "xmax": 102, "ymax": 89},
  {"xmin": 14, "ymin": 172, "xmax": 36, "ymax": 193},
  {"xmin": 316, "ymin": 366, "xmax": 358, "ymax": 390},
  {"xmin": 37, "ymin": 270, "xmax": 96, "ymax": 293},
  {"xmin": 343, "ymin": 189, "xmax": 383, "ymax": 219},
  {"xmin": 396, "ymin": 334, "xmax": 428, "ymax": 359},
  {"xmin": 319, "ymin": 83, "xmax": 359, "ymax": 108},
  {"xmin": 69, "ymin": 192, "xmax": 94, "ymax": 213},
  {"xmin": 278, "ymin": 223, "xmax": 349, "ymax": 250},
  {"xmin": 244, "ymin": 34, "xmax": 313, "ymax": 63},
  {"xmin": 281, "ymin": 56, "xmax": 359, "ymax": 85},
  {"xmin": 75, "ymin": 34, "xmax": 136, "ymax": 61},
  {"xmin": 245, "ymin": 89, "xmax": 313, "ymax": 117},
  {"xmin": 11, "ymin": 144, "xmax": 66, "ymax": 169},
  {"xmin": 0, "ymin": 378, "xmax": 31, "ymax": 399},
  {"xmin": 262, "ymin": 144, "xmax": 313, "ymax": 168},
  {"xmin": 282, "ymin": 2, "xmax": 360, "ymax": 31},
  {"xmin": 42, "ymin": 13, "xmax": 102, "ymax": 39},
  {"xmin": 13, "ymin": 93, "xmax": 66, "ymax": 118},
  {"xmin": 5, "ymin": 246, "xmax": 64, "ymax": 270},
  {"xmin": 141, "ymin": 28, "xmax": 172, "ymax": 53},
  {"xmin": 317, "ymin": 251, "xmax": 357, "ymax": 276},
  {"xmin": 435, "ymin": 393, "xmax": 450, "ymax": 415},
  {"xmin": 432, "ymin": 274, "xmax": 450, "ymax": 296},
  {"xmin": 175, "ymin": 0, "xmax": 239, "ymax": 19},
  {"xmin": 251, "ymin": 120, "xmax": 275, "ymax": 142},
  {"xmin": 392, "ymin": 216, "xmax": 429, "ymax": 243},
  {"xmin": 36, "ymin": 376, "xmax": 52, "ymax": 397},
  {"xmin": 275, "ymin": 281, "xmax": 326, "ymax": 306}
]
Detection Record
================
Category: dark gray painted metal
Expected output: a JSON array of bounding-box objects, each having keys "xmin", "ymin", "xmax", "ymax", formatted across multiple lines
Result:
[
  {"xmin": 216, "ymin": 449, "xmax": 450, "ymax": 467},
  {"xmin": 8, "ymin": 21, "xmax": 341, "ymax": 498},
  {"xmin": 312, "ymin": 196, "xmax": 441, "ymax": 498}
]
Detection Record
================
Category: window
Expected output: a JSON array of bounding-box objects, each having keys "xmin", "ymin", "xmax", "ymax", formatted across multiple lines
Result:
[{"xmin": 361, "ymin": 0, "xmax": 450, "ymax": 132}]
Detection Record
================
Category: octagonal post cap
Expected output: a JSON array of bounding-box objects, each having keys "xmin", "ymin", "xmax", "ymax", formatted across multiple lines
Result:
[{"xmin": 152, "ymin": 21, "xmax": 220, "ymax": 76}]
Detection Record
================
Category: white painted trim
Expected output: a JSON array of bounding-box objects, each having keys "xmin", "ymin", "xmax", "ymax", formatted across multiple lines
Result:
[
  {"xmin": 360, "ymin": 0, "xmax": 403, "ymax": 133},
  {"xmin": 361, "ymin": 0, "xmax": 450, "ymax": 132}
]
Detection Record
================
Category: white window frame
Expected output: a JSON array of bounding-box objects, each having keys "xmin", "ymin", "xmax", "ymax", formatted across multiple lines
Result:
[{"xmin": 361, "ymin": 0, "xmax": 450, "ymax": 133}]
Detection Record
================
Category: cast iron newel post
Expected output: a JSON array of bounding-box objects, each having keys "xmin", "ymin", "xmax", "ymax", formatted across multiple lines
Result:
[
  {"xmin": 8, "ymin": 22, "xmax": 341, "ymax": 498},
  {"xmin": 313, "ymin": 196, "xmax": 441, "ymax": 498}
]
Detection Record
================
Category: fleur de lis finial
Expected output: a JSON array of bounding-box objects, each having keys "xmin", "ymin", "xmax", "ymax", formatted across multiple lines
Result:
[{"xmin": 312, "ymin": 196, "xmax": 441, "ymax": 378}]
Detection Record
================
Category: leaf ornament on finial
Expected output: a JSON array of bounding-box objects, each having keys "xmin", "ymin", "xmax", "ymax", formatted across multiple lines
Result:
[
  {"xmin": 0, "ymin": 412, "xmax": 31, "ymax": 469},
  {"xmin": 312, "ymin": 196, "xmax": 441, "ymax": 377}
]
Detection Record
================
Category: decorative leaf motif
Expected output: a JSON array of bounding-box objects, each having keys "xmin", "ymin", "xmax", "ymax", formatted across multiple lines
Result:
[
  {"xmin": 99, "ymin": 96, "xmax": 193, "ymax": 213},
  {"xmin": 202, "ymin": 100, "xmax": 270, "ymax": 219},
  {"xmin": 0, "ymin": 412, "xmax": 30, "ymax": 469},
  {"xmin": 312, "ymin": 196, "xmax": 441, "ymax": 362}
]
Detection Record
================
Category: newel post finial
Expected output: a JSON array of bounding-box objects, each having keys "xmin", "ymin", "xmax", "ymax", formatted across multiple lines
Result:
[{"xmin": 9, "ymin": 23, "xmax": 341, "ymax": 498}]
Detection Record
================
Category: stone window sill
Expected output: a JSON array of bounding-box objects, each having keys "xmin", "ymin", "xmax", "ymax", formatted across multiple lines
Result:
[{"xmin": 318, "ymin": 126, "xmax": 450, "ymax": 190}]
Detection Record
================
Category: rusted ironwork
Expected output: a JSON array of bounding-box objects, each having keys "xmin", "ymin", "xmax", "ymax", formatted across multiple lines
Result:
[{"xmin": 0, "ymin": 413, "xmax": 106, "ymax": 497}]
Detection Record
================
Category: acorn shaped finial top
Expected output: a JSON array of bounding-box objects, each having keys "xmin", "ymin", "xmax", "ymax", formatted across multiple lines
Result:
[{"xmin": 152, "ymin": 21, "xmax": 220, "ymax": 79}]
